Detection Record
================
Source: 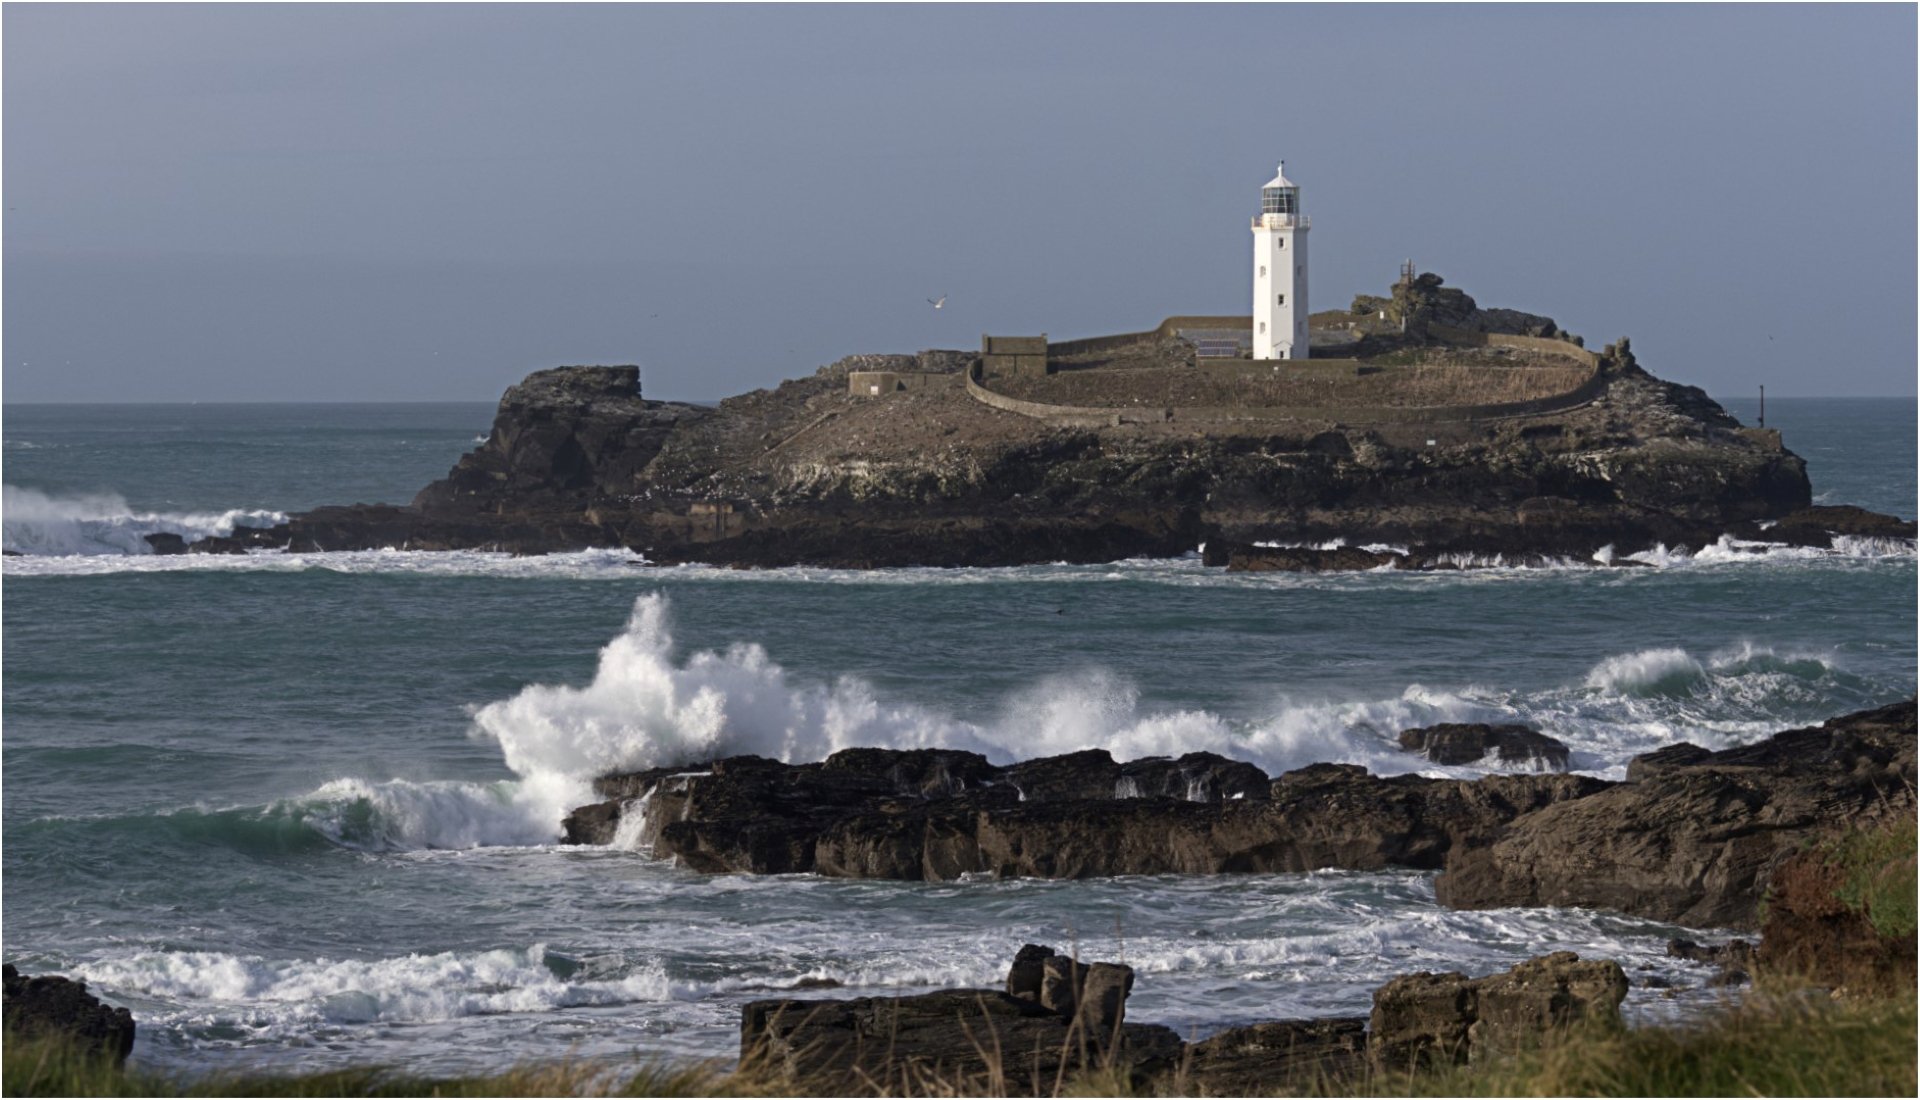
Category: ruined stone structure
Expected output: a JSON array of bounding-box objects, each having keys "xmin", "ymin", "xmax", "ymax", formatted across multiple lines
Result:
[{"xmin": 980, "ymin": 334, "xmax": 1049, "ymax": 378}]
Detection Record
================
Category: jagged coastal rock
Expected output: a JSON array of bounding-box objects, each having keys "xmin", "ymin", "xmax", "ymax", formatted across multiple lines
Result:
[
  {"xmin": 181, "ymin": 274, "xmax": 1911, "ymax": 569},
  {"xmin": 562, "ymin": 747, "xmax": 1607, "ymax": 879},
  {"xmin": 2, "ymin": 964, "xmax": 137, "ymax": 1063},
  {"xmin": 1397, "ymin": 722, "xmax": 1571, "ymax": 769},
  {"xmin": 566, "ymin": 702, "xmax": 1915, "ymax": 936},
  {"xmin": 1434, "ymin": 699, "xmax": 1916, "ymax": 928}
]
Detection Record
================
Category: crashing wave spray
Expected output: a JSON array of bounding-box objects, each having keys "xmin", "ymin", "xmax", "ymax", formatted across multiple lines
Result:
[
  {"xmin": 1, "ymin": 485, "xmax": 283, "ymax": 556},
  {"xmin": 305, "ymin": 597, "xmax": 1879, "ymax": 851}
]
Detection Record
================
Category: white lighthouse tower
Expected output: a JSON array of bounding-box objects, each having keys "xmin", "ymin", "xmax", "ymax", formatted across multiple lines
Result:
[{"xmin": 1252, "ymin": 162, "xmax": 1309, "ymax": 361}]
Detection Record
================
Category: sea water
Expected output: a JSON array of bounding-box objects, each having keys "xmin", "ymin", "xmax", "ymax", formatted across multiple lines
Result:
[{"xmin": 2, "ymin": 398, "xmax": 1914, "ymax": 1077}]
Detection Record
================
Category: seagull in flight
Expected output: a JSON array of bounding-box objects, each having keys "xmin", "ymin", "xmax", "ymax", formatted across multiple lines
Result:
[{"xmin": 928, "ymin": 295, "xmax": 947, "ymax": 310}]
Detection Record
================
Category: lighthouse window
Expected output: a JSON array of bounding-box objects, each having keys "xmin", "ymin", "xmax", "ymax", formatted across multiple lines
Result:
[
  {"xmin": 1277, "ymin": 294, "xmax": 1286, "ymax": 306},
  {"xmin": 1261, "ymin": 189, "xmax": 1297, "ymax": 215},
  {"xmin": 1259, "ymin": 266, "xmax": 1266, "ymax": 278},
  {"xmin": 1276, "ymin": 239, "xmax": 1286, "ymax": 250},
  {"xmin": 1258, "ymin": 322, "xmax": 1266, "ymax": 334}
]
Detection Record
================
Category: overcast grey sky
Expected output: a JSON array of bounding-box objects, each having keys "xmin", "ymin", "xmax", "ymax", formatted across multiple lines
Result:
[{"xmin": 4, "ymin": 3, "xmax": 1914, "ymax": 402}]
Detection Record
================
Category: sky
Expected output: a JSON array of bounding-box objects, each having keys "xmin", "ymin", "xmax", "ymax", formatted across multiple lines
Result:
[{"xmin": 3, "ymin": 3, "xmax": 1914, "ymax": 403}]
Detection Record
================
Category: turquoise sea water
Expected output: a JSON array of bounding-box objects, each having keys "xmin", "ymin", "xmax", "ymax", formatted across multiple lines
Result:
[{"xmin": 2, "ymin": 398, "xmax": 1914, "ymax": 1076}]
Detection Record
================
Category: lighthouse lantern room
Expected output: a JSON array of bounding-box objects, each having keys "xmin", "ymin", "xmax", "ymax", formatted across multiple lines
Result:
[{"xmin": 1252, "ymin": 162, "xmax": 1309, "ymax": 361}]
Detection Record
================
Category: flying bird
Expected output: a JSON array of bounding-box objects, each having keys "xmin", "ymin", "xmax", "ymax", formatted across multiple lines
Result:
[{"xmin": 928, "ymin": 295, "xmax": 947, "ymax": 310}]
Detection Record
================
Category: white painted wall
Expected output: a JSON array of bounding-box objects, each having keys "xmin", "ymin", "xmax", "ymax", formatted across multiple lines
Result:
[{"xmin": 1251, "ymin": 167, "xmax": 1309, "ymax": 361}]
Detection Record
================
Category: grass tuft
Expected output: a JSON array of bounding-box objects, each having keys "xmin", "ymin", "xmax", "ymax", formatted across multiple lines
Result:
[{"xmin": 1827, "ymin": 813, "xmax": 1919, "ymax": 938}]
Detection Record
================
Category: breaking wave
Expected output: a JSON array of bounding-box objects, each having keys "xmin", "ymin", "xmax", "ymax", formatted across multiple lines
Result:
[
  {"xmin": 1, "ymin": 485, "xmax": 283, "ymax": 556},
  {"xmin": 456, "ymin": 595, "xmax": 1891, "ymax": 846},
  {"xmin": 75, "ymin": 944, "xmax": 671, "ymax": 1028}
]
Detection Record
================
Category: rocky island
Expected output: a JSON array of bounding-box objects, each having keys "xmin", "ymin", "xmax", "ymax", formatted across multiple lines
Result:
[{"xmin": 179, "ymin": 272, "xmax": 1915, "ymax": 568}]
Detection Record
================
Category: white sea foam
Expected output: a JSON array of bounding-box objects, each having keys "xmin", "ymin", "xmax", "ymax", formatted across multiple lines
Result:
[
  {"xmin": 75, "ymin": 944, "xmax": 671, "ymax": 1027},
  {"xmin": 292, "ymin": 777, "xmax": 576, "ymax": 851},
  {"xmin": 449, "ymin": 596, "xmax": 1878, "ymax": 852},
  {"xmin": 1584, "ymin": 648, "xmax": 1706, "ymax": 696},
  {"xmin": 1, "ymin": 485, "xmax": 284, "ymax": 556},
  {"xmin": 466, "ymin": 596, "xmax": 1462, "ymax": 803}
]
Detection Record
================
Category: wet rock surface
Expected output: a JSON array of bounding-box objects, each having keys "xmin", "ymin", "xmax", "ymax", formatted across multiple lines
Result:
[
  {"xmin": 1398, "ymin": 722, "xmax": 1571, "ymax": 770},
  {"xmin": 1666, "ymin": 937, "xmax": 1755, "ymax": 988},
  {"xmin": 564, "ymin": 746, "xmax": 1608, "ymax": 881},
  {"xmin": 2, "ymin": 964, "xmax": 136, "ymax": 1063},
  {"xmin": 1436, "ymin": 700, "xmax": 1916, "ymax": 928}
]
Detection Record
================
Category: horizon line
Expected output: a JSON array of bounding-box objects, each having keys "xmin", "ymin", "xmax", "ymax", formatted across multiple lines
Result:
[{"xmin": 3, "ymin": 393, "xmax": 1914, "ymax": 407}]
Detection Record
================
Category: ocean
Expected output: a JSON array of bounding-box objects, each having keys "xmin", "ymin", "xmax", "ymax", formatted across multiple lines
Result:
[{"xmin": 2, "ymin": 397, "xmax": 1914, "ymax": 1078}]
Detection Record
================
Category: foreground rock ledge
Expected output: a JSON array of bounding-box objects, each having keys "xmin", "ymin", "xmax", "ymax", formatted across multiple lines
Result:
[
  {"xmin": 741, "ymin": 946, "xmax": 1627, "ymax": 1095},
  {"xmin": 568, "ymin": 701, "xmax": 1915, "ymax": 930}
]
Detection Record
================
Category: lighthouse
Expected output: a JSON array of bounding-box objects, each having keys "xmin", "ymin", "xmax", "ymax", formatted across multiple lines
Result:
[{"xmin": 1252, "ymin": 162, "xmax": 1309, "ymax": 361}]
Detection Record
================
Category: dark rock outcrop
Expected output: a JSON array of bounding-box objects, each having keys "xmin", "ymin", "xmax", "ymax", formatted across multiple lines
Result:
[
  {"xmin": 564, "ymin": 746, "xmax": 1609, "ymax": 881},
  {"xmin": 2, "ymin": 964, "xmax": 136, "ymax": 1063},
  {"xmin": 1224, "ymin": 545, "xmax": 1399, "ymax": 573},
  {"xmin": 1369, "ymin": 951, "xmax": 1628, "ymax": 1070},
  {"xmin": 741, "ymin": 944, "xmax": 1175, "ymax": 1098},
  {"xmin": 414, "ymin": 365, "xmax": 708, "ymax": 511},
  {"xmin": 1398, "ymin": 723, "xmax": 1571, "ymax": 770},
  {"xmin": 1435, "ymin": 700, "xmax": 1916, "ymax": 928},
  {"xmin": 741, "ymin": 947, "xmax": 1626, "ymax": 1095},
  {"xmin": 1666, "ymin": 937, "xmax": 1755, "ymax": 987},
  {"xmin": 1730, "ymin": 504, "xmax": 1918, "ymax": 549},
  {"xmin": 1181, "ymin": 1019, "xmax": 1371, "ymax": 1095}
]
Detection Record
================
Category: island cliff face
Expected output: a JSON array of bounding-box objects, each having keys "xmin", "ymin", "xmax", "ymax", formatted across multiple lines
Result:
[{"xmin": 188, "ymin": 279, "xmax": 1908, "ymax": 567}]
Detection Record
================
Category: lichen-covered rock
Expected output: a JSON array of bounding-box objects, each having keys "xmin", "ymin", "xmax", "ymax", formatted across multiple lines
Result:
[
  {"xmin": 1369, "ymin": 952, "xmax": 1627, "ymax": 1071},
  {"xmin": 1181, "ymin": 1018, "xmax": 1370, "ymax": 1095},
  {"xmin": 739, "ymin": 989, "xmax": 1181, "ymax": 1095}
]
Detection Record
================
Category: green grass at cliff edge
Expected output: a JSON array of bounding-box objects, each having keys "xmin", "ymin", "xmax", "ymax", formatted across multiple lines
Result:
[
  {"xmin": 1829, "ymin": 813, "xmax": 1918, "ymax": 938},
  {"xmin": 6, "ymin": 992, "xmax": 1915, "ymax": 1097},
  {"xmin": 1365, "ymin": 992, "xmax": 1917, "ymax": 1098}
]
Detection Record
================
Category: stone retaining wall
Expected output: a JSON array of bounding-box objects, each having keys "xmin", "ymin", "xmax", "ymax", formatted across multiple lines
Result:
[
  {"xmin": 1427, "ymin": 324, "xmax": 1599, "ymax": 367},
  {"xmin": 967, "ymin": 360, "xmax": 1609, "ymax": 429},
  {"xmin": 848, "ymin": 371, "xmax": 963, "ymax": 397}
]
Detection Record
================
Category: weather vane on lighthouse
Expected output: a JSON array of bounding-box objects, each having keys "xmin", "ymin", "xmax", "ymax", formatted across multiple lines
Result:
[{"xmin": 1252, "ymin": 161, "xmax": 1309, "ymax": 361}]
